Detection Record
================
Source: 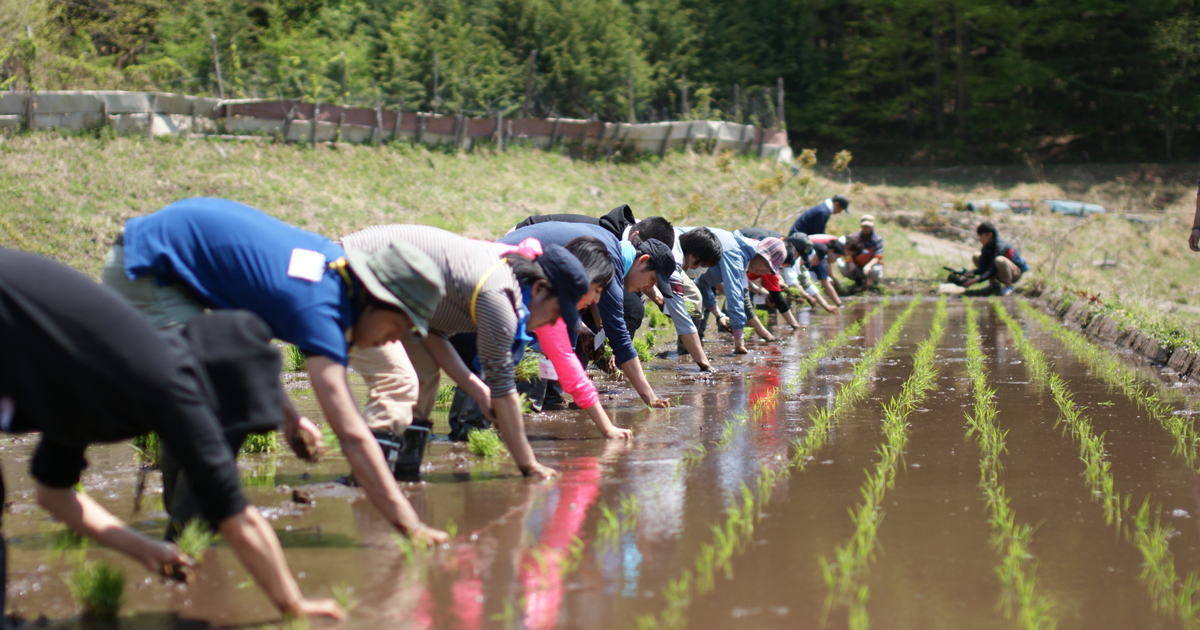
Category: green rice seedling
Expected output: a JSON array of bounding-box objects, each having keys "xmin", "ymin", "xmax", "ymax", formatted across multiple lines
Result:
[
  {"xmin": 467, "ymin": 428, "xmax": 506, "ymax": 458},
  {"xmin": 435, "ymin": 383, "xmax": 455, "ymax": 408},
  {"xmin": 597, "ymin": 504, "xmax": 621, "ymax": 550},
  {"xmin": 996, "ymin": 298, "xmax": 1200, "ymax": 627},
  {"xmin": 519, "ymin": 392, "xmax": 534, "ymax": 414},
  {"xmin": 281, "ymin": 343, "xmax": 306, "ymax": 372},
  {"xmin": 674, "ymin": 443, "xmax": 707, "ymax": 479},
  {"xmin": 515, "ymin": 352, "xmax": 539, "ymax": 383},
  {"xmin": 561, "ymin": 536, "xmax": 586, "ymax": 575},
  {"xmin": 52, "ymin": 528, "xmax": 90, "ymax": 552},
  {"xmin": 633, "ymin": 337, "xmax": 653, "ymax": 363},
  {"xmin": 240, "ymin": 431, "xmax": 278, "ymax": 454},
  {"xmin": 445, "ymin": 518, "xmax": 458, "ymax": 541},
  {"xmin": 645, "ymin": 329, "xmax": 658, "ymax": 347},
  {"xmin": 68, "ymin": 560, "xmax": 125, "ymax": 620},
  {"xmin": 131, "ymin": 432, "xmax": 162, "ymax": 468},
  {"xmin": 646, "ymin": 306, "xmax": 671, "ymax": 330},
  {"xmin": 620, "ymin": 493, "xmax": 640, "ymax": 531},
  {"xmin": 822, "ymin": 298, "xmax": 946, "ymax": 627},
  {"xmin": 331, "ymin": 583, "xmax": 359, "ymax": 612},
  {"xmin": 175, "ymin": 519, "xmax": 215, "ymax": 561},
  {"xmin": 318, "ymin": 422, "xmax": 340, "ymax": 452}
]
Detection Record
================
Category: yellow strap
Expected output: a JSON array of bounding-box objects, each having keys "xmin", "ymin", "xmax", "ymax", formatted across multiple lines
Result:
[
  {"xmin": 470, "ymin": 259, "xmax": 510, "ymax": 324},
  {"xmin": 329, "ymin": 257, "xmax": 354, "ymax": 297}
]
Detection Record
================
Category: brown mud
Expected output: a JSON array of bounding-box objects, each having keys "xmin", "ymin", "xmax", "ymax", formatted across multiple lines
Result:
[{"xmin": 4, "ymin": 298, "xmax": 1200, "ymax": 629}]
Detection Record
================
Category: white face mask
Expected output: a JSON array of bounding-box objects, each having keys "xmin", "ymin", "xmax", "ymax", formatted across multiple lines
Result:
[{"xmin": 686, "ymin": 266, "xmax": 707, "ymax": 279}]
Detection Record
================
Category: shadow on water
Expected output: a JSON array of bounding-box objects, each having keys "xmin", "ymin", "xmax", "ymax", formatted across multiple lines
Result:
[{"xmin": 9, "ymin": 299, "xmax": 1200, "ymax": 628}]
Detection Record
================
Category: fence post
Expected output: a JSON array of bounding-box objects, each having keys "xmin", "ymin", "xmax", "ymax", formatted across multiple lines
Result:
[
  {"xmin": 24, "ymin": 91, "xmax": 35, "ymax": 131},
  {"xmin": 416, "ymin": 113, "xmax": 425, "ymax": 145},
  {"xmin": 757, "ymin": 126, "xmax": 765, "ymax": 156},
  {"xmin": 494, "ymin": 109, "xmax": 504, "ymax": 149},
  {"xmin": 145, "ymin": 94, "xmax": 157, "ymax": 137},
  {"xmin": 734, "ymin": 84, "xmax": 741, "ymax": 124},
  {"xmin": 549, "ymin": 117, "xmax": 560, "ymax": 150},
  {"xmin": 659, "ymin": 122, "xmax": 672, "ymax": 155},
  {"xmin": 102, "ymin": 98, "xmax": 111, "ymax": 131},
  {"xmin": 777, "ymin": 77, "xmax": 785, "ymax": 130},
  {"xmin": 738, "ymin": 123, "xmax": 748, "ymax": 154},
  {"xmin": 522, "ymin": 50, "xmax": 537, "ymax": 118},
  {"xmin": 335, "ymin": 110, "xmax": 345, "ymax": 144},
  {"xmin": 505, "ymin": 119, "xmax": 512, "ymax": 150},
  {"xmin": 394, "ymin": 98, "xmax": 404, "ymax": 143},
  {"xmin": 606, "ymin": 123, "xmax": 622, "ymax": 157},
  {"xmin": 282, "ymin": 105, "xmax": 296, "ymax": 143},
  {"xmin": 208, "ymin": 21, "xmax": 225, "ymax": 99},
  {"xmin": 433, "ymin": 51, "xmax": 440, "ymax": 115},
  {"xmin": 684, "ymin": 121, "xmax": 696, "ymax": 152},
  {"xmin": 374, "ymin": 106, "xmax": 383, "ymax": 146},
  {"xmin": 627, "ymin": 51, "xmax": 636, "ymax": 123},
  {"xmin": 710, "ymin": 123, "xmax": 722, "ymax": 155},
  {"xmin": 452, "ymin": 112, "xmax": 461, "ymax": 151},
  {"xmin": 681, "ymin": 74, "xmax": 689, "ymax": 118},
  {"xmin": 311, "ymin": 104, "xmax": 320, "ymax": 145},
  {"xmin": 189, "ymin": 101, "xmax": 198, "ymax": 135}
]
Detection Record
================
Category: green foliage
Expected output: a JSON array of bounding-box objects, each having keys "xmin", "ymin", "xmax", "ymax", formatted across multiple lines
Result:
[
  {"xmin": 645, "ymin": 307, "xmax": 670, "ymax": 329},
  {"xmin": 132, "ymin": 432, "xmax": 162, "ymax": 468},
  {"xmin": 514, "ymin": 352, "xmax": 539, "ymax": 383},
  {"xmin": 435, "ymin": 383, "xmax": 455, "ymax": 408},
  {"xmin": 174, "ymin": 519, "xmax": 215, "ymax": 561},
  {"xmin": 467, "ymin": 428, "xmax": 506, "ymax": 458},
  {"xmin": 52, "ymin": 528, "xmax": 90, "ymax": 552},
  {"xmin": 240, "ymin": 431, "xmax": 277, "ymax": 454},
  {"xmin": 281, "ymin": 344, "xmax": 306, "ymax": 372},
  {"xmin": 68, "ymin": 560, "xmax": 125, "ymax": 620},
  {"xmin": 633, "ymin": 337, "xmax": 653, "ymax": 363}
]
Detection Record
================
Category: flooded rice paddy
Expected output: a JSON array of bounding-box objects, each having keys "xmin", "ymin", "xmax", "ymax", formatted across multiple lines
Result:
[{"xmin": 5, "ymin": 297, "xmax": 1200, "ymax": 629}]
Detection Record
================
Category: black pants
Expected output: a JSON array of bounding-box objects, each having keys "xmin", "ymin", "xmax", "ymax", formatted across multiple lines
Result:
[
  {"xmin": 161, "ymin": 429, "xmax": 248, "ymax": 536},
  {"xmin": 1, "ymin": 468, "xmax": 6, "ymax": 616}
]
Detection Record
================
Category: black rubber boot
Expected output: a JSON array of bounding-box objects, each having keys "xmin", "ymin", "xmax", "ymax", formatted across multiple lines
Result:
[
  {"xmin": 448, "ymin": 387, "xmax": 491, "ymax": 442},
  {"xmin": 373, "ymin": 419, "xmax": 432, "ymax": 482}
]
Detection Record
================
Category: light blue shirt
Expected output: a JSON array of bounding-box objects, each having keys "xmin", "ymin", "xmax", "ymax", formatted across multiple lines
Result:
[{"xmin": 695, "ymin": 227, "xmax": 758, "ymax": 332}]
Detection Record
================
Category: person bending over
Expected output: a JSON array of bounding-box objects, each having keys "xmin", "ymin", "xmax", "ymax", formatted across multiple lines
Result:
[
  {"xmin": 789, "ymin": 194, "xmax": 850, "ymax": 237},
  {"xmin": 692, "ymin": 229, "xmax": 788, "ymax": 354},
  {"xmin": 836, "ymin": 215, "xmax": 884, "ymax": 289},
  {"xmin": 103, "ymin": 198, "xmax": 449, "ymax": 544},
  {"xmin": 782, "ymin": 234, "xmax": 839, "ymax": 314},
  {"xmin": 961, "ymin": 222, "xmax": 1028, "ymax": 296},
  {"xmin": 0, "ymin": 248, "xmax": 342, "ymax": 620}
]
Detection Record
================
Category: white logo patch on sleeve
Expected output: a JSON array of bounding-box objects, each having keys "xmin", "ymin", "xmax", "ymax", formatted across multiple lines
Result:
[{"xmin": 287, "ymin": 248, "xmax": 327, "ymax": 283}]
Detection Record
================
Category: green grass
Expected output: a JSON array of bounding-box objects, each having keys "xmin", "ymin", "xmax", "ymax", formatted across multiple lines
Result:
[
  {"xmin": 281, "ymin": 344, "xmax": 307, "ymax": 372},
  {"xmin": 131, "ymin": 432, "xmax": 162, "ymax": 468},
  {"xmin": 467, "ymin": 428, "xmax": 506, "ymax": 458},
  {"xmin": 68, "ymin": 560, "xmax": 125, "ymax": 620},
  {"xmin": 174, "ymin": 519, "xmax": 216, "ymax": 561}
]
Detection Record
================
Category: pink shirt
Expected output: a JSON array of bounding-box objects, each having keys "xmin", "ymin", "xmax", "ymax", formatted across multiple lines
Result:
[{"xmin": 478, "ymin": 239, "xmax": 600, "ymax": 410}]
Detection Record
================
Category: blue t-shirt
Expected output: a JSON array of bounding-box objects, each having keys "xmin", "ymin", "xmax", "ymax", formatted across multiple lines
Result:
[
  {"xmin": 808, "ymin": 259, "xmax": 829, "ymax": 281},
  {"xmin": 122, "ymin": 198, "xmax": 358, "ymax": 364},
  {"xmin": 497, "ymin": 222, "xmax": 637, "ymax": 365}
]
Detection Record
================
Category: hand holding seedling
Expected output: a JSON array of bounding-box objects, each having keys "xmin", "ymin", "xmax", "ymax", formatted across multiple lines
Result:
[
  {"xmin": 523, "ymin": 461, "xmax": 560, "ymax": 479},
  {"xmin": 148, "ymin": 543, "xmax": 193, "ymax": 582},
  {"xmin": 285, "ymin": 415, "xmax": 327, "ymax": 462},
  {"xmin": 404, "ymin": 522, "xmax": 450, "ymax": 546}
]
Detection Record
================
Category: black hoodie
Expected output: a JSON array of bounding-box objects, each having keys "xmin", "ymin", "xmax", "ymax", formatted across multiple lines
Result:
[
  {"xmin": 512, "ymin": 204, "xmax": 636, "ymax": 241},
  {"xmin": 973, "ymin": 226, "xmax": 1029, "ymax": 280}
]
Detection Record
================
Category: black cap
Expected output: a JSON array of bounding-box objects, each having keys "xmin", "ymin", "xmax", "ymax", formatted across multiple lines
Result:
[
  {"xmin": 811, "ymin": 242, "xmax": 829, "ymax": 261},
  {"xmin": 833, "ymin": 194, "xmax": 851, "ymax": 212},
  {"xmin": 786, "ymin": 233, "xmax": 813, "ymax": 262},
  {"xmin": 535, "ymin": 244, "xmax": 591, "ymax": 334},
  {"xmin": 636, "ymin": 238, "xmax": 682, "ymax": 297}
]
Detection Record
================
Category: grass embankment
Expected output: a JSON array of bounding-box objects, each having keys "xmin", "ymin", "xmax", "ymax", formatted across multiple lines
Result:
[{"xmin": 993, "ymin": 300, "xmax": 1200, "ymax": 625}]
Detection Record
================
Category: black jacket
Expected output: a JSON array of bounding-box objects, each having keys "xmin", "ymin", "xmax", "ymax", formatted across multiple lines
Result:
[
  {"xmin": 0, "ymin": 248, "xmax": 250, "ymax": 526},
  {"xmin": 512, "ymin": 204, "xmax": 636, "ymax": 241},
  {"xmin": 974, "ymin": 233, "xmax": 1028, "ymax": 281}
]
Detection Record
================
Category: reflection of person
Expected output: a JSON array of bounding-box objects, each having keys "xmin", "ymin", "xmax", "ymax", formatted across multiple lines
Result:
[
  {"xmin": 0, "ymin": 248, "xmax": 342, "ymax": 620},
  {"xmin": 103, "ymin": 198, "xmax": 448, "ymax": 544},
  {"xmin": 499, "ymin": 222, "xmax": 681, "ymax": 407},
  {"xmin": 782, "ymin": 235, "xmax": 839, "ymax": 314},
  {"xmin": 961, "ymin": 222, "xmax": 1028, "ymax": 296},
  {"xmin": 789, "ymin": 194, "xmax": 850, "ymax": 236},
  {"xmin": 837, "ymin": 215, "xmax": 884, "ymax": 289}
]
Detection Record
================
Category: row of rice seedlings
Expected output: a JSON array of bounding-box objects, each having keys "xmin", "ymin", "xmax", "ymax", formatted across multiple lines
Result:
[
  {"xmin": 1015, "ymin": 301, "xmax": 1192, "ymax": 465},
  {"xmin": 596, "ymin": 493, "xmax": 641, "ymax": 550},
  {"xmin": 636, "ymin": 299, "xmax": 923, "ymax": 630},
  {"xmin": 673, "ymin": 442, "xmax": 707, "ymax": 479},
  {"xmin": 993, "ymin": 299, "xmax": 1200, "ymax": 625},
  {"xmin": 963, "ymin": 299, "xmax": 1056, "ymax": 629},
  {"xmin": 785, "ymin": 298, "xmax": 891, "ymax": 394},
  {"xmin": 821, "ymin": 298, "xmax": 948, "ymax": 629}
]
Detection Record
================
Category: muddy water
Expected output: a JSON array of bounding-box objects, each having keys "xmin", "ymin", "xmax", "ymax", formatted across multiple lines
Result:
[{"xmin": 5, "ymin": 299, "xmax": 1200, "ymax": 629}]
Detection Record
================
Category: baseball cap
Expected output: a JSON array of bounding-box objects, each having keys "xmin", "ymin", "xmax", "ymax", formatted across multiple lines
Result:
[
  {"xmin": 860, "ymin": 214, "xmax": 875, "ymax": 228},
  {"xmin": 786, "ymin": 233, "xmax": 813, "ymax": 262},
  {"xmin": 344, "ymin": 242, "xmax": 445, "ymax": 336},
  {"xmin": 833, "ymin": 194, "xmax": 851, "ymax": 212},
  {"xmin": 636, "ymin": 238, "xmax": 683, "ymax": 297},
  {"xmin": 755, "ymin": 237, "xmax": 787, "ymax": 274},
  {"xmin": 534, "ymin": 244, "xmax": 590, "ymax": 334}
]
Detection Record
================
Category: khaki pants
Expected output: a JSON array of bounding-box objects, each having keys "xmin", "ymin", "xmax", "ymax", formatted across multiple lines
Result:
[
  {"xmin": 836, "ymin": 258, "xmax": 883, "ymax": 283},
  {"xmin": 349, "ymin": 333, "xmax": 435, "ymax": 432},
  {"xmin": 972, "ymin": 255, "xmax": 1022, "ymax": 285},
  {"xmin": 101, "ymin": 245, "xmax": 206, "ymax": 328}
]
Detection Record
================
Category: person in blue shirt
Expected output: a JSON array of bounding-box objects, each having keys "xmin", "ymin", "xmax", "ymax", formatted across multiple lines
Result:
[
  {"xmin": 101, "ymin": 197, "xmax": 450, "ymax": 546},
  {"xmin": 691, "ymin": 228, "xmax": 788, "ymax": 354},
  {"xmin": 498, "ymin": 221, "xmax": 679, "ymax": 408},
  {"xmin": 789, "ymin": 194, "xmax": 851, "ymax": 237}
]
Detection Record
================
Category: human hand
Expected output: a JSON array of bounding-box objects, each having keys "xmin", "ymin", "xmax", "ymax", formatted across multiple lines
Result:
[
  {"xmin": 288, "ymin": 598, "xmax": 347, "ymax": 620},
  {"xmin": 285, "ymin": 416, "xmax": 326, "ymax": 462},
  {"xmin": 604, "ymin": 426, "xmax": 634, "ymax": 440},
  {"xmin": 142, "ymin": 541, "xmax": 193, "ymax": 581},
  {"xmin": 522, "ymin": 462, "xmax": 560, "ymax": 480},
  {"xmin": 647, "ymin": 397, "xmax": 673, "ymax": 409},
  {"xmin": 403, "ymin": 522, "xmax": 450, "ymax": 546},
  {"xmin": 825, "ymin": 304, "xmax": 839, "ymax": 314},
  {"xmin": 469, "ymin": 383, "xmax": 494, "ymax": 421}
]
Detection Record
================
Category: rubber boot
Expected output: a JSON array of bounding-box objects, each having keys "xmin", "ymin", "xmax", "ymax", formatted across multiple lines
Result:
[
  {"xmin": 448, "ymin": 386, "xmax": 490, "ymax": 442},
  {"xmin": 373, "ymin": 419, "xmax": 432, "ymax": 482}
]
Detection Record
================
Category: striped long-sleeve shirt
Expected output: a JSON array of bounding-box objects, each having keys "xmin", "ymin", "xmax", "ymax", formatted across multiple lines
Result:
[{"xmin": 339, "ymin": 225, "xmax": 523, "ymax": 397}]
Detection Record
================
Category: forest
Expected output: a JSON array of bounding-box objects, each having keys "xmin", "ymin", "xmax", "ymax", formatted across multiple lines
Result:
[{"xmin": 4, "ymin": 0, "xmax": 1200, "ymax": 164}]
